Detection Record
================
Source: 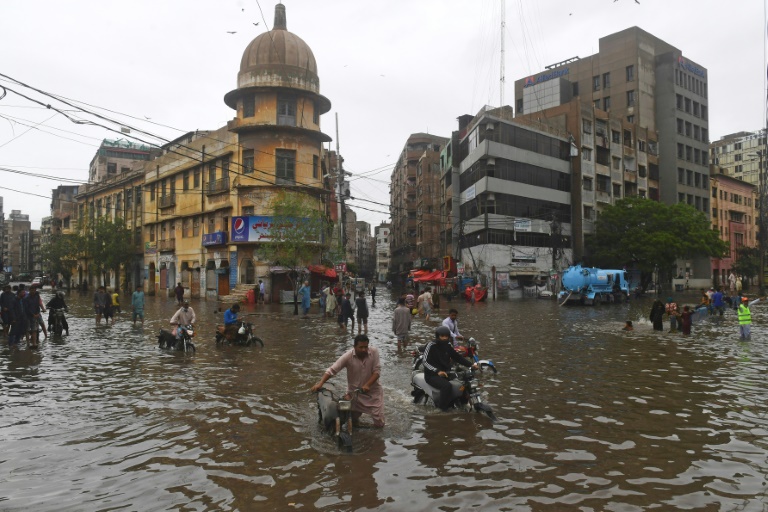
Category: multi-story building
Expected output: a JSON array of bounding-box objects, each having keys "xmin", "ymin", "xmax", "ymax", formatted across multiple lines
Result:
[
  {"xmin": 374, "ymin": 222, "xmax": 390, "ymax": 283},
  {"xmin": 344, "ymin": 206, "xmax": 358, "ymax": 267},
  {"xmin": 0, "ymin": 197, "xmax": 5, "ymax": 272},
  {"xmin": 443, "ymin": 106, "xmax": 572, "ymax": 284},
  {"xmin": 139, "ymin": 3, "xmax": 332, "ymax": 301},
  {"xmin": 3, "ymin": 210, "xmax": 31, "ymax": 276},
  {"xmin": 514, "ymin": 26, "xmax": 710, "ymax": 279},
  {"xmin": 76, "ymin": 161, "xmax": 150, "ymax": 290},
  {"xmin": 709, "ymin": 129, "xmax": 767, "ymax": 185},
  {"xmin": 51, "ymin": 185, "xmax": 80, "ymax": 236},
  {"xmin": 389, "ymin": 133, "xmax": 448, "ymax": 279},
  {"xmin": 89, "ymin": 139, "xmax": 154, "ymax": 184},
  {"xmin": 355, "ymin": 221, "xmax": 374, "ymax": 279},
  {"xmin": 709, "ymin": 167, "xmax": 757, "ymax": 285}
]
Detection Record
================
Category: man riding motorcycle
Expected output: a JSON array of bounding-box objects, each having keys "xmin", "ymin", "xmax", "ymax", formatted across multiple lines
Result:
[
  {"xmin": 218, "ymin": 303, "xmax": 241, "ymax": 341},
  {"xmin": 170, "ymin": 300, "xmax": 196, "ymax": 339},
  {"xmin": 422, "ymin": 325, "xmax": 478, "ymax": 411},
  {"xmin": 46, "ymin": 291, "xmax": 69, "ymax": 336}
]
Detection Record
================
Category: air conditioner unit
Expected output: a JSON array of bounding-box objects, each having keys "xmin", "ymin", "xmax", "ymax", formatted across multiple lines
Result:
[
  {"xmin": 487, "ymin": 158, "xmax": 496, "ymax": 167},
  {"xmin": 486, "ymin": 123, "xmax": 495, "ymax": 131}
]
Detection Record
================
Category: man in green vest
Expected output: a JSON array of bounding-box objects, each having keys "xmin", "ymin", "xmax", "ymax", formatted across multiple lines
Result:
[{"xmin": 738, "ymin": 296, "xmax": 764, "ymax": 340}]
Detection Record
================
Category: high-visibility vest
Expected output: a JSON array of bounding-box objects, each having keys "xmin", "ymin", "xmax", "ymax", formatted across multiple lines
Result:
[{"xmin": 738, "ymin": 304, "xmax": 752, "ymax": 325}]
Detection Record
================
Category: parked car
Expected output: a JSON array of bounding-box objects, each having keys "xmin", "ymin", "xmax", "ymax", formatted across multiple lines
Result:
[
  {"xmin": 17, "ymin": 273, "xmax": 32, "ymax": 282},
  {"xmin": 32, "ymin": 277, "xmax": 43, "ymax": 286}
]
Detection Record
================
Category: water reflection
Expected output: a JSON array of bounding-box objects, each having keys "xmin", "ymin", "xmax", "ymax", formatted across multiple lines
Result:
[{"xmin": 1, "ymin": 287, "xmax": 768, "ymax": 510}]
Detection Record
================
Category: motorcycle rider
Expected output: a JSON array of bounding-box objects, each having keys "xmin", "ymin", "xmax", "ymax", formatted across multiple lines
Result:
[
  {"xmin": 170, "ymin": 300, "xmax": 196, "ymax": 339},
  {"xmin": 219, "ymin": 303, "xmax": 241, "ymax": 341},
  {"xmin": 311, "ymin": 334, "xmax": 384, "ymax": 427},
  {"xmin": 46, "ymin": 291, "xmax": 69, "ymax": 336},
  {"xmin": 423, "ymin": 326, "xmax": 478, "ymax": 411}
]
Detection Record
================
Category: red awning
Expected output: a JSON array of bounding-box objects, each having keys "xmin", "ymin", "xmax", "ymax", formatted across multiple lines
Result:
[
  {"xmin": 413, "ymin": 270, "xmax": 444, "ymax": 282},
  {"xmin": 308, "ymin": 265, "xmax": 337, "ymax": 279}
]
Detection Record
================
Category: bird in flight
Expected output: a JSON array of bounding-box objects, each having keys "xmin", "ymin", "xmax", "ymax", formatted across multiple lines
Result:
[
  {"xmin": 253, "ymin": 22, "xmax": 260, "ymax": 26},
  {"xmin": 227, "ymin": 31, "xmax": 237, "ymax": 34}
]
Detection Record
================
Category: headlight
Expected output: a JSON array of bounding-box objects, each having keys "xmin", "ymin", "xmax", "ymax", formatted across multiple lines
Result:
[{"xmin": 338, "ymin": 400, "xmax": 352, "ymax": 411}]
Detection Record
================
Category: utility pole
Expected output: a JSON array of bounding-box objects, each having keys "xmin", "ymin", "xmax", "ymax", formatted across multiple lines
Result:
[{"xmin": 335, "ymin": 113, "xmax": 344, "ymax": 255}]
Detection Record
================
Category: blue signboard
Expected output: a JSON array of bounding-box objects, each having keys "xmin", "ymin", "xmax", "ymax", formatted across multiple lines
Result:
[
  {"xmin": 229, "ymin": 251, "xmax": 237, "ymax": 289},
  {"xmin": 523, "ymin": 67, "xmax": 570, "ymax": 88},
  {"xmin": 202, "ymin": 231, "xmax": 227, "ymax": 246}
]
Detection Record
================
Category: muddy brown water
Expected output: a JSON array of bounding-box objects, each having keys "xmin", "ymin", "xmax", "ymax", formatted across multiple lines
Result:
[{"xmin": 1, "ymin": 287, "xmax": 767, "ymax": 511}]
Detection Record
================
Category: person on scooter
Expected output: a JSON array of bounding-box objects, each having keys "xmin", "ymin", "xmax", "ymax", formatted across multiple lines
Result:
[
  {"xmin": 423, "ymin": 326, "xmax": 478, "ymax": 411},
  {"xmin": 46, "ymin": 291, "xmax": 69, "ymax": 335},
  {"xmin": 170, "ymin": 300, "xmax": 196, "ymax": 339},
  {"xmin": 311, "ymin": 334, "xmax": 384, "ymax": 427},
  {"xmin": 220, "ymin": 303, "xmax": 240, "ymax": 341}
]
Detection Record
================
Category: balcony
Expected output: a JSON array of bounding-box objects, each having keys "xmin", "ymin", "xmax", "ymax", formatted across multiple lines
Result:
[
  {"xmin": 158, "ymin": 193, "xmax": 176, "ymax": 209},
  {"xmin": 207, "ymin": 177, "xmax": 230, "ymax": 196},
  {"xmin": 158, "ymin": 238, "xmax": 176, "ymax": 252}
]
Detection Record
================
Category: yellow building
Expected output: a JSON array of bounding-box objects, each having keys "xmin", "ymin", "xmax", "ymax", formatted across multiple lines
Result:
[{"xmin": 141, "ymin": 3, "xmax": 332, "ymax": 300}]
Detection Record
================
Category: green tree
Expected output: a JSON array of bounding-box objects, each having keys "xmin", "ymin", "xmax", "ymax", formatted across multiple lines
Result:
[
  {"xmin": 83, "ymin": 216, "xmax": 137, "ymax": 288},
  {"xmin": 41, "ymin": 233, "xmax": 82, "ymax": 285},
  {"xmin": 262, "ymin": 191, "xmax": 329, "ymax": 315},
  {"xmin": 586, "ymin": 197, "xmax": 728, "ymax": 290},
  {"xmin": 731, "ymin": 246, "xmax": 759, "ymax": 284}
]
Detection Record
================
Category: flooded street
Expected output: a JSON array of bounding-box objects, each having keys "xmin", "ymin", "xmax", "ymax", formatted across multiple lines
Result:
[{"xmin": 2, "ymin": 287, "xmax": 768, "ymax": 511}]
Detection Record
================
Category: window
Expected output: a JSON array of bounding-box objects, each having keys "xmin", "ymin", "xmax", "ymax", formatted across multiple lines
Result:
[
  {"xmin": 684, "ymin": 97, "xmax": 691, "ymax": 113},
  {"xmin": 611, "ymin": 130, "xmax": 620, "ymax": 143},
  {"xmin": 582, "ymin": 147, "xmax": 592, "ymax": 161},
  {"xmin": 677, "ymin": 167, "xmax": 685, "ymax": 184},
  {"xmin": 183, "ymin": 170, "xmax": 190, "ymax": 191},
  {"xmin": 638, "ymin": 140, "xmax": 645, "ymax": 152},
  {"xmin": 701, "ymin": 105, "xmax": 708, "ymax": 120},
  {"xmin": 638, "ymin": 165, "xmax": 647, "ymax": 178},
  {"xmin": 693, "ymin": 101, "xmax": 700, "ymax": 117},
  {"xmin": 243, "ymin": 149, "xmax": 254, "ymax": 174},
  {"xmin": 222, "ymin": 157, "xmax": 230, "ymax": 181},
  {"xmin": 603, "ymin": 96, "xmax": 611, "ymax": 110},
  {"xmin": 694, "ymin": 125, "xmax": 700, "ymax": 141},
  {"xmin": 593, "ymin": 75, "xmax": 600, "ymax": 91},
  {"xmin": 612, "ymin": 156, "xmax": 621, "ymax": 170},
  {"xmin": 243, "ymin": 95, "xmax": 255, "ymax": 117},
  {"xmin": 208, "ymin": 163, "xmax": 216, "ymax": 183},
  {"xmin": 516, "ymin": 98, "xmax": 523, "ymax": 114},
  {"xmin": 613, "ymin": 183, "xmax": 621, "ymax": 197},
  {"xmin": 626, "ymin": 65, "xmax": 635, "ymax": 82},
  {"xmin": 583, "ymin": 177, "xmax": 593, "ymax": 191},
  {"xmin": 313, "ymin": 155, "xmax": 319, "ymax": 179},
  {"xmin": 136, "ymin": 185, "xmax": 142, "ymax": 205},
  {"xmin": 593, "ymin": 99, "xmax": 601, "ymax": 110},
  {"xmin": 275, "ymin": 149, "xmax": 296, "ymax": 184},
  {"xmin": 277, "ymin": 96, "xmax": 297, "ymax": 126},
  {"xmin": 602, "ymin": 72, "xmax": 610, "ymax": 88},
  {"xmin": 242, "ymin": 206, "xmax": 254, "ymax": 215},
  {"xmin": 626, "ymin": 115, "xmax": 634, "ymax": 124},
  {"xmin": 677, "ymin": 118, "xmax": 684, "ymax": 134},
  {"xmin": 312, "ymin": 101, "xmax": 319, "ymax": 124},
  {"xmin": 150, "ymin": 183, "xmax": 156, "ymax": 202},
  {"xmin": 676, "ymin": 94, "xmax": 684, "ymax": 110},
  {"xmin": 194, "ymin": 168, "xmax": 200, "ymax": 188},
  {"xmin": 677, "ymin": 143, "xmax": 684, "ymax": 159},
  {"xmin": 572, "ymin": 82, "xmax": 579, "ymax": 96},
  {"xmin": 685, "ymin": 121, "xmax": 692, "ymax": 137},
  {"xmin": 193, "ymin": 216, "xmax": 200, "ymax": 236},
  {"xmin": 626, "ymin": 90, "xmax": 636, "ymax": 107},
  {"xmin": 623, "ymin": 130, "xmax": 632, "ymax": 147},
  {"xmin": 582, "ymin": 119, "xmax": 592, "ymax": 134},
  {"xmin": 686, "ymin": 145, "xmax": 692, "ymax": 162}
]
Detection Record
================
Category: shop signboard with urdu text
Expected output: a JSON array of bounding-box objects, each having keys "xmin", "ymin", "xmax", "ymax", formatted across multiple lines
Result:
[{"xmin": 231, "ymin": 216, "xmax": 316, "ymax": 243}]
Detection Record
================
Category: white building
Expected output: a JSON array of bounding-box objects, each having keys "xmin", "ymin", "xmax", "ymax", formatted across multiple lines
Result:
[{"xmin": 374, "ymin": 222, "xmax": 390, "ymax": 282}]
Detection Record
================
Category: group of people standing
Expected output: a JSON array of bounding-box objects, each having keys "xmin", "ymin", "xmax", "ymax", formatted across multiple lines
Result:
[
  {"xmin": 1, "ymin": 283, "xmax": 69, "ymax": 348},
  {"xmin": 316, "ymin": 283, "xmax": 372, "ymax": 334},
  {"xmin": 649, "ymin": 286, "xmax": 764, "ymax": 338}
]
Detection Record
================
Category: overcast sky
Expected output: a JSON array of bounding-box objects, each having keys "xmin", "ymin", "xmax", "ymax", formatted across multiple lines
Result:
[{"xmin": 1, "ymin": 0, "xmax": 765, "ymax": 229}]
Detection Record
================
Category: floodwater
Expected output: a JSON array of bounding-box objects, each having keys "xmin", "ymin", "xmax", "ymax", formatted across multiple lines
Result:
[{"xmin": 2, "ymin": 286, "xmax": 768, "ymax": 511}]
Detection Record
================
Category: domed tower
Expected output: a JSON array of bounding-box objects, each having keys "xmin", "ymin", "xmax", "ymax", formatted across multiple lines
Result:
[{"xmin": 224, "ymin": 3, "xmax": 331, "ymax": 192}]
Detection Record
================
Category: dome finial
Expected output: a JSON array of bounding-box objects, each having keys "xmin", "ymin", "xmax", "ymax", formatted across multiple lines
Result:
[{"xmin": 274, "ymin": 3, "xmax": 286, "ymax": 30}]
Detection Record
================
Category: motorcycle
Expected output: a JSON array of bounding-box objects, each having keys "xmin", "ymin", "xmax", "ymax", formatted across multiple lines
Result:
[
  {"xmin": 411, "ymin": 366, "xmax": 497, "ymax": 422},
  {"xmin": 412, "ymin": 337, "xmax": 497, "ymax": 373},
  {"xmin": 157, "ymin": 324, "xmax": 196, "ymax": 353},
  {"xmin": 50, "ymin": 308, "xmax": 67, "ymax": 337},
  {"xmin": 315, "ymin": 385, "xmax": 367, "ymax": 453},
  {"xmin": 215, "ymin": 320, "xmax": 264, "ymax": 347}
]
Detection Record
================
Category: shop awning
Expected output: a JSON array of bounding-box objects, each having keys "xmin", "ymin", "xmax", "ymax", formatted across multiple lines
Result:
[
  {"xmin": 308, "ymin": 264, "xmax": 337, "ymax": 279},
  {"xmin": 413, "ymin": 270, "xmax": 444, "ymax": 282}
]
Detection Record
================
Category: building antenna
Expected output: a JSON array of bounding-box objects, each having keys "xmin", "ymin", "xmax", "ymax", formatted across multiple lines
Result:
[{"xmin": 500, "ymin": 0, "xmax": 506, "ymax": 107}]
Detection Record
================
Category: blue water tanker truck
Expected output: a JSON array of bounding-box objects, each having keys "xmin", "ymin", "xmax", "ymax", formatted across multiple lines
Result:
[{"xmin": 557, "ymin": 264, "xmax": 629, "ymax": 305}]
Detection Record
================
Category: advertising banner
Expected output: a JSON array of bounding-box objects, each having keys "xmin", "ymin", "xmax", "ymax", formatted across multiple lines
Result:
[{"xmin": 231, "ymin": 216, "xmax": 315, "ymax": 243}]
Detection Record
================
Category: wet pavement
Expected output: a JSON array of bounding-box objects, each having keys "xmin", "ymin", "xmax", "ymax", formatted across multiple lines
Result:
[{"xmin": 2, "ymin": 286, "xmax": 768, "ymax": 510}]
